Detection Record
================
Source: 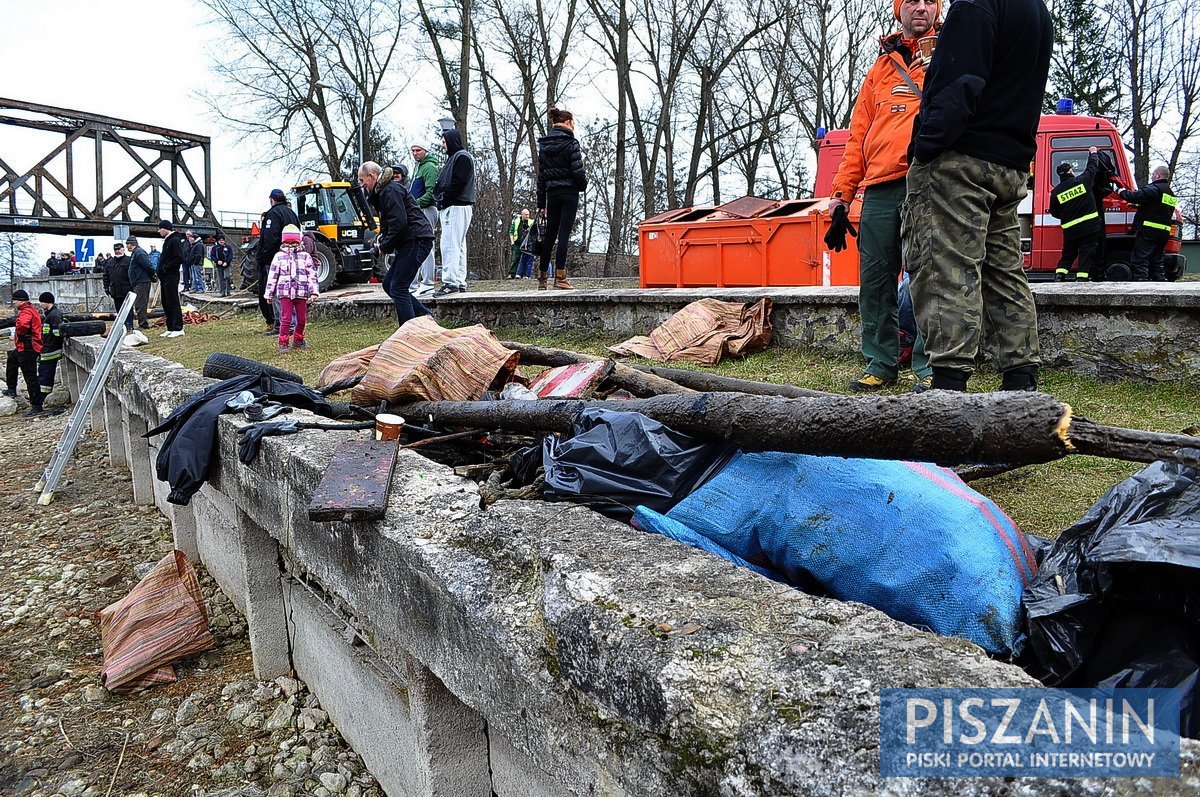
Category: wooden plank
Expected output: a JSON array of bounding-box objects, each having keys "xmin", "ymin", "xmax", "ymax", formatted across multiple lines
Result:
[{"xmin": 308, "ymin": 438, "xmax": 399, "ymax": 523}]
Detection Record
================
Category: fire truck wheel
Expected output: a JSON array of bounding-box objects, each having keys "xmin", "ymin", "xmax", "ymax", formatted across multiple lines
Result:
[{"xmin": 1104, "ymin": 259, "xmax": 1132, "ymax": 282}]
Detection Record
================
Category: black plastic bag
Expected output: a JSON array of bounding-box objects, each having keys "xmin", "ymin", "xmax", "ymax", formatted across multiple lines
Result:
[
  {"xmin": 542, "ymin": 408, "xmax": 735, "ymax": 521},
  {"xmin": 1023, "ymin": 452, "xmax": 1200, "ymax": 736}
]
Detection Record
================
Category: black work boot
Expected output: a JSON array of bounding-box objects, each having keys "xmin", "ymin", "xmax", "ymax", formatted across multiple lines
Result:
[
  {"xmin": 999, "ymin": 365, "xmax": 1039, "ymax": 392},
  {"xmin": 930, "ymin": 368, "xmax": 970, "ymax": 392}
]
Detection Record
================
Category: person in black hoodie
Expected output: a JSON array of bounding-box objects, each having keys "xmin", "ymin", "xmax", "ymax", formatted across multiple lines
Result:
[
  {"xmin": 359, "ymin": 160, "xmax": 434, "ymax": 325},
  {"xmin": 536, "ymin": 107, "xmax": 588, "ymax": 291},
  {"xmin": 1048, "ymin": 146, "xmax": 1102, "ymax": 282},
  {"xmin": 1118, "ymin": 165, "xmax": 1177, "ymax": 282},
  {"xmin": 902, "ymin": 0, "xmax": 1051, "ymax": 393},
  {"xmin": 432, "ymin": 128, "xmax": 475, "ymax": 296},
  {"xmin": 157, "ymin": 220, "xmax": 187, "ymax": 337}
]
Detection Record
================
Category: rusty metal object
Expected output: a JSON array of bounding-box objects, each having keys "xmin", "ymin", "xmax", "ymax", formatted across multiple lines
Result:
[{"xmin": 308, "ymin": 438, "xmax": 399, "ymax": 523}]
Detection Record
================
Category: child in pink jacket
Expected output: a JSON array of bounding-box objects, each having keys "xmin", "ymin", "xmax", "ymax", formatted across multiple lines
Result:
[{"xmin": 265, "ymin": 225, "xmax": 320, "ymax": 351}]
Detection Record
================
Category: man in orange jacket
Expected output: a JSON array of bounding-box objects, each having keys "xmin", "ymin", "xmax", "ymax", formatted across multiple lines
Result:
[
  {"xmin": 829, "ymin": 0, "xmax": 939, "ymax": 393},
  {"xmin": 3, "ymin": 289, "xmax": 45, "ymax": 417}
]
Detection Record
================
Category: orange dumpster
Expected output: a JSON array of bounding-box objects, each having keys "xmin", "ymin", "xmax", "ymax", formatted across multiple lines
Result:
[{"xmin": 639, "ymin": 195, "xmax": 862, "ymax": 288}]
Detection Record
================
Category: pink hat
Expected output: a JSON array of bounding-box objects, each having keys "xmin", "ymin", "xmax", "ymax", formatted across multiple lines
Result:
[{"xmin": 281, "ymin": 224, "xmax": 302, "ymax": 243}]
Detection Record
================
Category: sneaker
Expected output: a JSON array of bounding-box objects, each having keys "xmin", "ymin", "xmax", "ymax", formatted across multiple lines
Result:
[
  {"xmin": 166, "ymin": 330, "xmax": 185, "ymax": 338},
  {"xmin": 1, "ymin": 389, "xmax": 15, "ymax": 398},
  {"xmin": 263, "ymin": 326, "xmax": 278, "ymax": 335},
  {"xmin": 848, "ymin": 373, "xmax": 895, "ymax": 392},
  {"xmin": 433, "ymin": 285, "xmax": 461, "ymax": 298},
  {"xmin": 413, "ymin": 285, "xmax": 435, "ymax": 299},
  {"xmin": 911, "ymin": 375, "xmax": 934, "ymax": 393},
  {"xmin": 292, "ymin": 340, "xmax": 309, "ymax": 350},
  {"xmin": 159, "ymin": 330, "xmax": 172, "ymax": 337},
  {"xmin": 23, "ymin": 406, "xmax": 43, "ymax": 418}
]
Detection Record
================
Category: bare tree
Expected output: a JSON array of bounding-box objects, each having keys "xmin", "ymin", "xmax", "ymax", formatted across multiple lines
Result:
[
  {"xmin": 583, "ymin": 0, "xmax": 632, "ymax": 273},
  {"xmin": 1109, "ymin": 0, "xmax": 1194, "ymax": 183},
  {"xmin": 0, "ymin": 232, "xmax": 39, "ymax": 298},
  {"xmin": 199, "ymin": 0, "xmax": 407, "ymax": 178},
  {"xmin": 414, "ymin": 0, "xmax": 474, "ymax": 135}
]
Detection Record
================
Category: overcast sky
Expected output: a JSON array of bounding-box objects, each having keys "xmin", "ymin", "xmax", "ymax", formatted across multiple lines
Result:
[{"xmin": 0, "ymin": 0, "xmax": 443, "ymax": 261}]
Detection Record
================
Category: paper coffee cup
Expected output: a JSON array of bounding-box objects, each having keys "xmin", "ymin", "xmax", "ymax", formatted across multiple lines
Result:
[
  {"xmin": 375, "ymin": 413, "xmax": 405, "ymax": 441},
  {"xmin": 917, "ymin": 36, "xmax": 937, "ymax": 59}
]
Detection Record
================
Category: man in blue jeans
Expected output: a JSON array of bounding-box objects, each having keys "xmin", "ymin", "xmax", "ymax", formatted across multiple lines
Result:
[{"xmin": 359, "ymin": 161, "xmax": 434, "ymax": 325}]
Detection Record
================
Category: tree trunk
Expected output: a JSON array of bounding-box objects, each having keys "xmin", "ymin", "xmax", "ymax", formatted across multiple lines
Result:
[
  {"xmin": 629, "ymin": 364, "xmax": 831, "ymax": 398},
  {"xmin": 395, "ymin": 391, "xmax": 1200, "ymax": 469}
]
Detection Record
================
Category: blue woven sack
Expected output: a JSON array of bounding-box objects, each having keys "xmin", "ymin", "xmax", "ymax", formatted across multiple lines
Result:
[{"xmin": 634, "ymin": 452, "xmax": 1037, "ymax": 655}]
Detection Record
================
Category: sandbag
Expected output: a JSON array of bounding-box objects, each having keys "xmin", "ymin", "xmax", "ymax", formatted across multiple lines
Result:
[
  {"xmin": 634, "ymin": 451, "xmax": 1036, "ymax": 655},
  {"xmin": 99, "ymin": 550, "xmax": 214, "ymax": 694}
]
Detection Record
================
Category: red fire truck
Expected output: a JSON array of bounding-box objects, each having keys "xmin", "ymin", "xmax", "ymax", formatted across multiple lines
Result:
[{"xmin": 814, "ymin": 109, "xmax": 1187, "ymax": 281}]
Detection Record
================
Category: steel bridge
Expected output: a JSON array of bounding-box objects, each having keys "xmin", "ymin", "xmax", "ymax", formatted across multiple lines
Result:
[{"xmin": 0, "ymin": 97, "xmax": 250, "ymax": 240}]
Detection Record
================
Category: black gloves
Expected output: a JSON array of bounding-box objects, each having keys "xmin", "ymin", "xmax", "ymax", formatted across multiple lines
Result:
[
  {"xmin": 237, "ymin": 419, "xmax": 301, "ymax": 464},
  {"xmin": 824, "ymin": 204, "xmax": 858, "ymax": 253}
]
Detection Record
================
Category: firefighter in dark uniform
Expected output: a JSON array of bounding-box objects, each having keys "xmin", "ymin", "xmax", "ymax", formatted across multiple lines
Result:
[
  {"xmin": 37, "ymin": 291, "xmax": 64, "ymax": 404},
  {"xmin": 3, "ymin": 289, "xmax": 44, "ymax": 417},
  {"xmin": 1118, "ymin": 165, "xmax": 1177, "ymax": 282},
  {"xmin": 1048, "ymin": 146, "xmax": 1102, "ymax": 282}
]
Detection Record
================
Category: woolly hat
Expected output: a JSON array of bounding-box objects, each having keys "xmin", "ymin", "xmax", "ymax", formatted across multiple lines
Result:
[
  {"xmin": 281, "ymin": 224, "xmax": 303, "ymax": 243},
  {"xmin": 125, "ymin": 236, "xmax": 138, "ymax": 245},
  {"xmin": 157, "ymin": 219, "xmax": 173, "ymax": 230},
  {"xmin": 1057, "ymin": 161, "xmax": 1074, "ymax": 177},
  {"xmin": 12, "ymin": 289, "xmax": 29, "ymax": 301},
  {"xmin": 39, "ymin": 292, "xmax": 55, "ymax": 304},
  {"xmin": 894, "ymin": 0, "xmax": 941, "ymax": 23}
]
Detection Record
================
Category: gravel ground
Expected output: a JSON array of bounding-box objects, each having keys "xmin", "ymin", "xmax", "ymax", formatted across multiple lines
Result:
[{"xmin": 0, "ymin": 406, "xmax": 385, "ymax": 797}]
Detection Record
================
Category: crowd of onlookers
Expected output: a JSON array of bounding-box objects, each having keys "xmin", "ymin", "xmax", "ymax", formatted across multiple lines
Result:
[{"xmin": 44, "ymin": 247, "xmax": 160, "ymax": 278}]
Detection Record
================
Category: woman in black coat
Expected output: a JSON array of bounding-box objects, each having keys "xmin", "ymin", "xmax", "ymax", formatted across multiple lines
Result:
[{"xmin": 536, "ymin": 107, "xmax": 587, "ymax": 290}]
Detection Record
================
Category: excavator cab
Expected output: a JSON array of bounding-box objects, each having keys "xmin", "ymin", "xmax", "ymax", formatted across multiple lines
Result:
[{"xmin": 292, "ymin": 181, "xmax": 378, "ymax": 289}]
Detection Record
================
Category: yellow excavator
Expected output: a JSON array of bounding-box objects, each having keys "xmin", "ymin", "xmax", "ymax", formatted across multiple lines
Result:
[{"xmin": 291, "ymin": 180, "xmax": 380, "ymax": 290}]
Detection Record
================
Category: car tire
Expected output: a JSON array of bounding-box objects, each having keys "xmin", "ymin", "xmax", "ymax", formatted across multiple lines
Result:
[{"xmin": 202, "ymin": 353, "xmax": 303, "ymax": 384}]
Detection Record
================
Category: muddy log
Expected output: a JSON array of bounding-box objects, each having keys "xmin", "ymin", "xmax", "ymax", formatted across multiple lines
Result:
[
  {"xmin": 501, "ymin": 341, "xmax": 693, "ymax": 397},
  {"xmin": 397, "ymin": 391, "xmax": 1200, "ymax": 467},
  {"xmin": 398, "ymin": 391, "xmax": 1072, "ymax": 465}
]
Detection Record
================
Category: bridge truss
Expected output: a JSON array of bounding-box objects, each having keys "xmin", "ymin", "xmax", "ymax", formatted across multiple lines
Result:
[{"xmin": 0, "ymin": 97, "xmax": 224, "ymax": 238}]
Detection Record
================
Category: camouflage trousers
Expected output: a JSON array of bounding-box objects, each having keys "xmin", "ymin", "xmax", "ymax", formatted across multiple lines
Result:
[{"xmin": 902, "ymin": 151, "xmax": 1040, "ymax": 375}]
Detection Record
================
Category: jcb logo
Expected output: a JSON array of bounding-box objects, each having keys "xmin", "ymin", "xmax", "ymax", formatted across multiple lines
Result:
[{"xmin": 891, "ymin": 104, "xmax": 907, "ymax": 113}]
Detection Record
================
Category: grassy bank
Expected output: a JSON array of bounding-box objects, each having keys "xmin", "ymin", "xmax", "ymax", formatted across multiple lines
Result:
[{"xmin": 143, "ymin": 311, "xmax": 1200, "ymax": 539}]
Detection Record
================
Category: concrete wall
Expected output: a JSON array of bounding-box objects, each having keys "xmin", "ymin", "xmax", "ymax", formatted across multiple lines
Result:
[
  {"xmin": 17, "ymin": 274, "xmax": 114, "ymax": 312},
  {"xmin": 63, "ymin": 339, "xmax": 1199, "ymax": 795},
  {"xmin": 311, "ymin": 283, "xmax": 1200, "ymax": 382}
]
